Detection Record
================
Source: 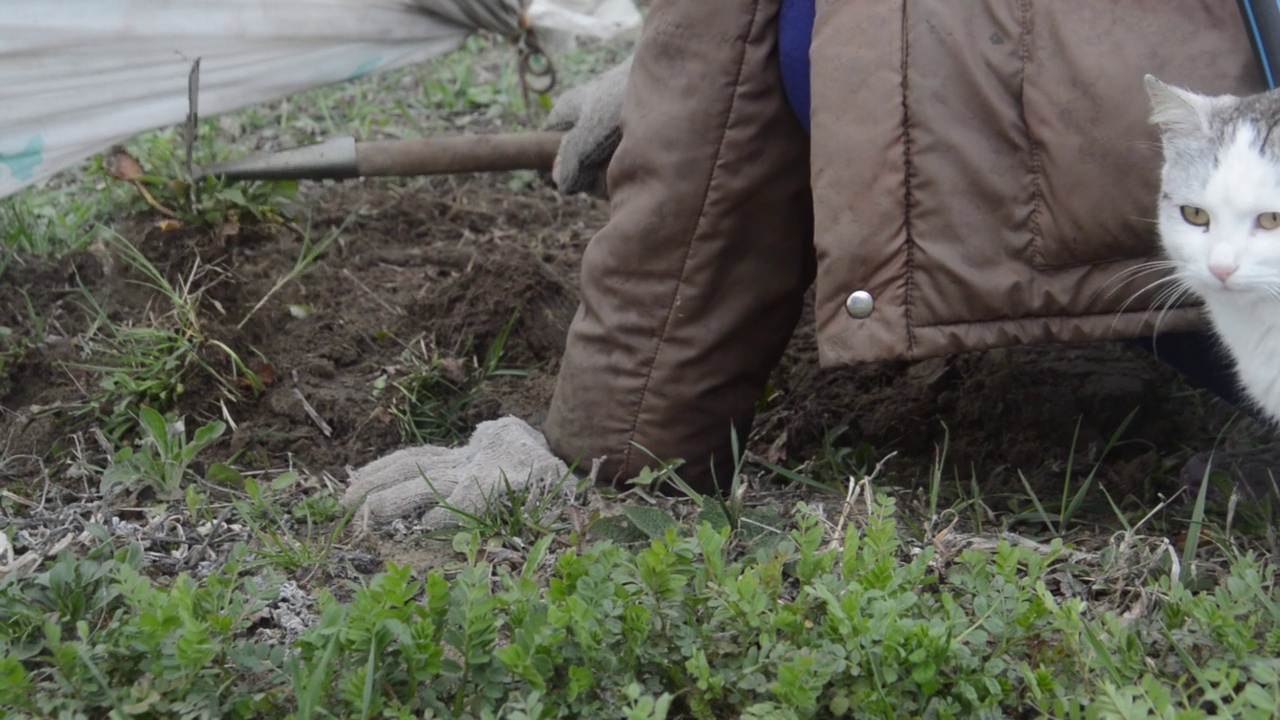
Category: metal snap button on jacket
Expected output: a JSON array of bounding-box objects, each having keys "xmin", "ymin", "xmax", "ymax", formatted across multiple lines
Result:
[{"xmin": 844, "ymin": 290, "xmax": 874, "ymax": 319}]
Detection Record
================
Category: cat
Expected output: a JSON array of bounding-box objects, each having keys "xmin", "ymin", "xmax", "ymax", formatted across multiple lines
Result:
[{"xmin": 1144, "ymin": 75, "xmax": 1280, "ymax": 427}]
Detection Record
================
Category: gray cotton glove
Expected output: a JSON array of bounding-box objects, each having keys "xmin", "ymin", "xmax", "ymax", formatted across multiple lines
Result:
[
  {"xmin": 542, "ymin": 56, "xmax": 631, "ymax": 198},
  {"xmin": 341, "ymin": 416, "xmax": 571, "ymax": 529}
]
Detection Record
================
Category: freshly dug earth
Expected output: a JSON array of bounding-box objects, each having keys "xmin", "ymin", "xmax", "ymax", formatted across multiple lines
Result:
[
  {"xmin": 1, "ymin": 175, "xmax": 591, "ymax": 484},
  {"xmin": 0, "ymin": 171, "xmax": 1260, "ymax": 518}
]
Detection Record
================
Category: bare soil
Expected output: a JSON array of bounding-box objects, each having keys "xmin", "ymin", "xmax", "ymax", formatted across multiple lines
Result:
[{"xmin": 0, "ymin": 170, "xmax": 1261, "ymax": 530}]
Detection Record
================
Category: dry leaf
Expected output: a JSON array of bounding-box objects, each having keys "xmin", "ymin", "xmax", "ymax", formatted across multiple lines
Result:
[
  {"xmin": 245, "ymin": 361, "xmax": 276, "ymax": 388},
  {"xmin": 763, "ymin": 429, "xmax": 789, "ymax": 464},
  {"xmin": 154, "ymin": 218, "xmax": 183, "ymax": 232},
  {"xmin": 439, "ymin": 357, "xmax": 469, "ymax": 385},
  {"xmin": 104, "ymin": 146, "xmax": 146, "ymax": 181}
]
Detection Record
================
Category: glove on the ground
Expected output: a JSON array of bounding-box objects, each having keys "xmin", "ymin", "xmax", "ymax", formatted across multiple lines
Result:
[
  {"xmin": 342, "ymin": 416, "xmax": 570, "ymax": 529},
  {"xmin": 542, "ymin": 56, "xmax": 631, "ymax": 198}
]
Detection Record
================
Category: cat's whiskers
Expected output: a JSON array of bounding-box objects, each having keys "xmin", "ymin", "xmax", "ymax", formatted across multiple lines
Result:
[
  {"xmin": 1147, "ymin": 283, "xmax": 1197, "ymax": 338},
  {"xmin": 1125, "ymin": 140, "xmax": 1165, "ymax": 153},
  {"xmin": 1109, "ymin": 269, "xmax": 1183, "ymax": 314},
  {"xmin": 1102, "ymin": 259, "xmax": 1179, "ymax": 296},
  {"xmin": 1098, "ymin": 261, "xmax": 1180, "ymax": 313},
  {"xmin": 1124, "ymin": 271, "xmax": 1194, "ymax": 330},
  {"xmin": 1109, "ymin": 272, "xmax": 1189, "ymax": 333}
]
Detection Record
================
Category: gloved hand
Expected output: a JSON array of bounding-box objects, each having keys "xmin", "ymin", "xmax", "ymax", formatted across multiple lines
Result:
[
  {"xmin": 341, "ymin": 416, "xmax": 572, "ymax": 529},
  {"xmin": 542, "ymin": 57, "xmax": 632, "ymax": 198}
]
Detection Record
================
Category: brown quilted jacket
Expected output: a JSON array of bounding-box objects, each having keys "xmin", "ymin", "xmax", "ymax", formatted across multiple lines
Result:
[{"xmin": 809, "ymin": 2, "xmax": 1263, "ymax": 365}]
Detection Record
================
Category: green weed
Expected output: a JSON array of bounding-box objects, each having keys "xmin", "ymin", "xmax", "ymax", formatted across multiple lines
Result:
[
  {"xmin": 760, "ymin": 424, "xmax": 880, "ymax": 495},
  {"xmin": 96, "ymin": 121, "xmax": 299, "ymax": 228},
  {"xmin": 69, "ymin": 233, "xmax": 259, "ymax": 437},
  {"xmin": 621, "ymin": 428, "xmax": 788, "ymax": 549},
  {"xmin": 238, "ymin": 222, "xmax": 341, "ymax": 329},
  {"xmin": 393, "ymin": 309, "xmax": 527, "ymax": 446},
  {"xmin": 0, "ymin": 541, "xmax": 287, "ymax": 719},
  {"xmin": 100, "ymin": 407, "xmax": 226, "ymax": 499},
  {"xmin": 1012, "ymin": 409, "xmax": 1138, "ymax": 535},
  {"xmin": 0, "ymin": 190, "xmax": 105, "ymax": 267},
  {"xmin": 420, "ymin": 35, "xmax": 530, "ymax": 117},
  {"xmin": 229, "ymin": 470, "xmax": 351, "ymax": 574},
  {"xmin": 7, "ymin": 487, "xmax": 1280, "ymax": 718},
  {"xmin": 0, "ymin": 324, "xmax": 31, "ymax": 398},
  {"xmin": 432, "ymin": 467, "xmax": 585, "ymax": 550},
  {"xmin": 291, "ymin": 491, "xmax": 345, "ymax": 525}
]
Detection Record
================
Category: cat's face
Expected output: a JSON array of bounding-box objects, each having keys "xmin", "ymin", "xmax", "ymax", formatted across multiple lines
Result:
[{"xmin": 1146, "ymin": 76, "xmax": 1280, "ymax": 304}]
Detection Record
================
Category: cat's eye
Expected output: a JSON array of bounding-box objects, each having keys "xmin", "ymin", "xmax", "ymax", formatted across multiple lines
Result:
[
  {"xmin": 1258, "ymin": 212, "xmax": 1280, "ymax": 230},
  {"xmin": 1180, "ymin": 205, "xmax": 1210, "ymax": 227}
]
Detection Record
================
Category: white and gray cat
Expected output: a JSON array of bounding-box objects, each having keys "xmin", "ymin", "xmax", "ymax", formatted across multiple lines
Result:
[{"xmin": 1145, "ymin": 75, "xmax": 1280, "ymax": 427}]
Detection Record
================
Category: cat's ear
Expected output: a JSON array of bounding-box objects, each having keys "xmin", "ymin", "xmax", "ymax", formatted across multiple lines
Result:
[{"xmin": 1144, "ymin": 75, "xmax": 1214, "ymax": 137}]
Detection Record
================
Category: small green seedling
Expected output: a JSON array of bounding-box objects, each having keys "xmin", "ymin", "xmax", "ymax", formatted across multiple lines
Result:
[{"xmin": 100, "ymin": 407, "xmax": 225, "ymax": 499}]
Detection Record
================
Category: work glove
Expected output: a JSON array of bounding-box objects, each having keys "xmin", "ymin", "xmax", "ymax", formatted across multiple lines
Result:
[
  {"xmin": 341, "ymin": 416, "xmax": 572, "ymax": 529},
  {"xmin": 542, "ymin": 56, "xmax": 631, "ymax": 198}
]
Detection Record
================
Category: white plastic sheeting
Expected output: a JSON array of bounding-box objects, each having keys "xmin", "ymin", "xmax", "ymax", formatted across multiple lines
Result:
[{"xmin": 0, "ymin": 0, "xmax": 639, "ymax": 199}]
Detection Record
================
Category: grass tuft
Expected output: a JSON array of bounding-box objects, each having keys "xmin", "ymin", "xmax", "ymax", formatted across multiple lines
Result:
[{"xmin": 393, "ymin": 309, "xmax": 526, "ymax": 447}]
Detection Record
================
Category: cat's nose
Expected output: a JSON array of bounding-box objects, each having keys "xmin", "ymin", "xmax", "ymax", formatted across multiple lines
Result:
[{"xmin": 1209, "ymin": 262, "xmax": 1239, "ymax": 283}]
